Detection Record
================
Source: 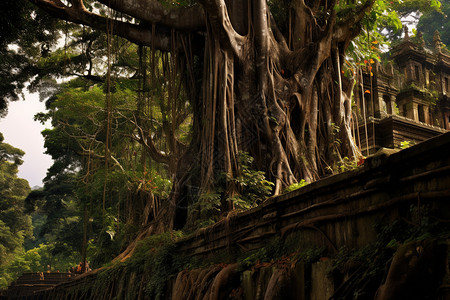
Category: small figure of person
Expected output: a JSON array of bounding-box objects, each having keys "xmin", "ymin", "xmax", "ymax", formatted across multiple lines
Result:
[{"xmin": 76, "ymin": 262, "xmax": 82, "ymax": 273}]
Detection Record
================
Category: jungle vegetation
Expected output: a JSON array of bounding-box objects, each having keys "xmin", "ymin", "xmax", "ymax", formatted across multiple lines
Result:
[{"xmin": 0, "ymin": 0, "xmax": 446, "ymax": 289}]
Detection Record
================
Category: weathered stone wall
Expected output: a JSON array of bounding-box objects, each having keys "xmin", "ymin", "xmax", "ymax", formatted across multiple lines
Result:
[
  {"xmin": 7, "ymin": 132, "xmax": 450, "ymax": 300},
  {"xmin": 177, "ymin": 131, "xmax": 450, "ymax": 259}
]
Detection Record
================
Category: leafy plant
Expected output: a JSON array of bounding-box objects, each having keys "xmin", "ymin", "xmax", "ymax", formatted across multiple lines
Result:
[
  {"xmin": 338, "ymin": 156, "xmax": 359, "ymax": 172},
  {"xmin": 94, "ymin": 231, "xmax": 185, "ymax": 300},
  {"xmin": 400, "ymin": 140, "xmax": 415, "ymax": 149},
  {"xmin": 240, "ymin": 237, "xmax": 286, "ymax": 268},
  {"xmin": 284, "ymin": 179, "xmax": 308, "ymax": 193},
  {"xmin": 193, "ymin": 191, "xmax": 222, "ymax": 227},
  {"xmin": 193, "ymin": 152, "xmax": 274, "ymax": 228},
  {"xmin": 292, "ymin": 246, "xmax": 326, "ymax": 264},
  {"xmin": 226, "ymin": 152, "xmax": 274, "ymax": 211}
]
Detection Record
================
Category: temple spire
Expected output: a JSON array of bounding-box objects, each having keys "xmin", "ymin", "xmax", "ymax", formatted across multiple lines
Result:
[
  {"xmin": 404, "ymin": 25, "xmax": 409, "ymax": 40},
  {"xmin": 417, "ymin": 31, "xmax": 425, "ymax": 48},
  {"xmin": 433, "ymin": 30, "xmax": 442, "ymax": 53}
]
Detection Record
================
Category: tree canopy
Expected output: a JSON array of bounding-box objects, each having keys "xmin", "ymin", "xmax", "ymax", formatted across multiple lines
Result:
[
  {"xmin": 0, "ymin": 0, "xmax": 62, "ymax": 116},
  {"xmin": 417, "ymin": 0, "xmax": 449, "ymax": 46},
  {"xmin": 0, "ymin": 134, "xmax": 32, "ymax": 287}
]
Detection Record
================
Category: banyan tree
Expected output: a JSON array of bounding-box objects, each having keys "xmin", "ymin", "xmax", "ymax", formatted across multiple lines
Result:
[{"xmin": 29, "ymin": 0, "xmax": 372, "ymax": 231}]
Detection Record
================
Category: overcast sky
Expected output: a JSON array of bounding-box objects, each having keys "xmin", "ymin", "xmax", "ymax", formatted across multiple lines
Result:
[{"xmin": 0, "ymin": 92, "xmax": 53, "ymax": 188}]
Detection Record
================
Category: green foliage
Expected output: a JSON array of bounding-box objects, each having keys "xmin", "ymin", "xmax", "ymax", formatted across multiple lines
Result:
[
  {"xmin": 238, "ymin": 236, "xmax": 325, "ymax": 271},
  {"xmin": 343, "ymin": 0, "xmax": 444, "ymax": 86},
  {"xmin": 0, "ymin": 135, "xmax": 31, "ymax": 270},
  {"xmin": 226, "ymin": 152, "xmax": 274, "ymax": 211},
  {"xmin": 144, "ymin": 242, "xmax": 179, "ymax": 299},
  {"xmin": 0, "ymin": 135, "xmax": 35, "ymax": 288},
  {"xmin": 24, "ymin": 173, "xmax": 81, "ymax": 254},
  {"xmin": 0, "ymin": 243, "xmax": 78, "ymax": 289},
  {"xmin": 375, "ymin": 204, "xmax": 444, "ymax": 243},
  {"xmin": 128, "ymin": 231, "xmax": 183, "ymax": 267},
  {"xmin": 0, "ymin": 133, "xmax": 25, "ymax": 165},
  {"xmin": 330, "ymin": 204, "xmax": 448, "ymax": 299},
  {"xmin": 417, "ymin": 1, "xmax": 449, "ymax": 46},
  {"xmin": 31, "ymin": 64, "xmax": 181, "ymax": 266},
  {"xmin": 194, "ymin": 192, "xmax": 221, "ymax": 227},
  {"xmin": 240, "ymin": 237, "xmax": 286, "ymax": 268},
  {"xmin": 284, "ymin": 179, "xmax": 308, "ymax": 193},
  {"xmin": 338, "ymin": 156, "xmax": 359, "ymax": 173},
  {"xmin": 129, "ymin": 170, "xmax": 172, "ymax": 199},
  {"xmin": 400, "ymin": 140, "xmax": 415, "ymax": 149},
  {"xmin": 0, "ymin": 0, "xmax": 62, "ymax": 115},
  {"xmin": 341, "ymin": 0, "xmax": 403, "ymax": 72},
  {"xmin": 95, "ymin": 231, "xmax": 185, "ymax": 300},
  {"xmin": 193, "ymin": 152, "xmax": 273, "ymax": 228},
  {"xmin": 292, "ymin": 247, "xmax": 326, "ymax": 264},
  {"xmin": 393, "ymin": 0, "xmax": 443, "ymax": 18}
]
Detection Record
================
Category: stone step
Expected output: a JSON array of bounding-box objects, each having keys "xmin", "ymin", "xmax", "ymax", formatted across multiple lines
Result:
[{"xmin": 4, "ymin": 273, "xmax": 74, "ymax": 298}]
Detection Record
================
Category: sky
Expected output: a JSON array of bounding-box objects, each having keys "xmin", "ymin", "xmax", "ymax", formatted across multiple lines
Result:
[{"xmin": 0, "ymin": 92, "xmax": 53, "ymax": 188}]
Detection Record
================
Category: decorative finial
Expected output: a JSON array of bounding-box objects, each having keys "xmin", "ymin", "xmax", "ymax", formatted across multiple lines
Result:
[
  {"xmin": 433, "ymin": 30, "xmax": 442, "ymax": 53},
  {"xmin": 417, "ymin": 31, "xmax": 425, "ymax": 48},
  {"xmin": 404, "ymin": 25, "xmax": 409, "ymax": 40}
]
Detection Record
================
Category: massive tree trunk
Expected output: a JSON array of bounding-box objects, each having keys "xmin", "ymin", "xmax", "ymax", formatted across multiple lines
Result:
[{"xmin": 29, "ymin": 0, "xmax": 373, "ymax": 231}]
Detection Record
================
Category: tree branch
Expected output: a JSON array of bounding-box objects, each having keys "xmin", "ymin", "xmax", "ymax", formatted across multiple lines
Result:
[
  {"xmin": 29, "ymin": 0, "xmax": 172, "ymax": 50},
  {"xmin": 96, "ymin": 0, "xmax": 205, "ymax": 31},
  {"xmin": 335, "ymin": 0, "xmax": 376, "ymax": 42},
  {"xmin": 289, "ymin": 0, "xmax": 337, "ymax": 81},
  {"xmin": 198, "ymin": 0, "xmax": 244, "ymax": 57},
  {"xmin": 79, "ymin": 147, "xmax": 125, "ymax": 172},
  {"xmin": 269, "ymin": 12, "xmax": 289, "ymax": 55},
  {"xmin": 128, "ymin": 115, "xmax": 171, "ymax": 165},
  {"xmin": 69, "ymin": 0, "xmax": 84, "ymax": 10}
]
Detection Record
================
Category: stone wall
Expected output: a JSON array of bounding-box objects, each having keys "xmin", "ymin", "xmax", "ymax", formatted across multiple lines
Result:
[
  {"xmin": 176, "ymin": 131, "xmax": 450, "ymax": 259},
  {"xmin": 6, "ymin": 132, "xmax": 450, "ymax": 300}
]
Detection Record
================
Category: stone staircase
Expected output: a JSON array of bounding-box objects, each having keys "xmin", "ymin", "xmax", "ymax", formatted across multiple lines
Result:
[{"xmin": 1, "ymin": 272, "xmax": 74, "ymax": 299}]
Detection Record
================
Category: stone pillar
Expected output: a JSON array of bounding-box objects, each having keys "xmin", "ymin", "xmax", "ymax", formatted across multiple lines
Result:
[
  {"xmin": 411, "ymin": 103, "xmax": 419, "ymax": 122},
  {"xmin": 406, "ymin": 61, "xmax": 413, "ymax": 83},
  {"xmin": 242, "ymin": 270, "xmax": 254, "ymax": 300},
  {"xmin": 390, "ymin": 96, "xmax": 397, "ymax": 115},
  {"xmin": 311, "ymin": 260, "xmax": 334, "ymax": 300},
  {"xmin": 445, "ymin": 112, "xmax": 450, "ymax": 130},
  {"xmin": 376, "ymin": 95, "xmax": 385, "ymax": 118},
  {"xmin": 423, "ymin": 105, "xmax": 430, "ymax": 124}
]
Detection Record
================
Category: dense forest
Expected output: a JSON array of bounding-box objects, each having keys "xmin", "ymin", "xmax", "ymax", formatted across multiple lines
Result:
[{"xmin": 0, "ymin": 0, "xmax": 448, "ymax": 289}]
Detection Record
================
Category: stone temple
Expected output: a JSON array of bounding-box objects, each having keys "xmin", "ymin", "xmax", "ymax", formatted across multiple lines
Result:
[{"xmin": 353, "ymin": 29, "xmax": 450, "ymax": 155}]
